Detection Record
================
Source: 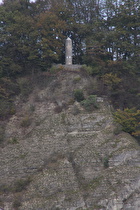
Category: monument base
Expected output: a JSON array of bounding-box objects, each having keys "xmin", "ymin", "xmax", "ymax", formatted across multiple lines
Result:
[{"xmin": 54, "ymin": 64, "xmax": 83, "ymax": 71}]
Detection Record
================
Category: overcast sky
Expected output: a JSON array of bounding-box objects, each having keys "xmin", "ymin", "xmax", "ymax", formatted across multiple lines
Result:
[{"xmin": 0, "ymin": 0, "xmax": 35, "ymax": 4}]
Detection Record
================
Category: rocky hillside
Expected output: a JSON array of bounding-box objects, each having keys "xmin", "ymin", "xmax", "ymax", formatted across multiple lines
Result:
[{"xmin": 0, "ymin": 68, "xmax": 140, "ymax": 210}]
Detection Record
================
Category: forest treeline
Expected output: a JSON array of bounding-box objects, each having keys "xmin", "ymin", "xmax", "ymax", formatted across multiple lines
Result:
[
  {"xmin": 0, "ymin": 0, "xmax": 140, "ymax": 137},
  {"xmin": 0, "ymin": 0, "xmax": 140, "ymax": 75}
]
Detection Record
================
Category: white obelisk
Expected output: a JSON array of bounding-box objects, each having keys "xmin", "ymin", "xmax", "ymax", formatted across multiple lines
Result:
[{"xmin": 65, "ymin": 37, "xmax": 72, "ymax": 65}]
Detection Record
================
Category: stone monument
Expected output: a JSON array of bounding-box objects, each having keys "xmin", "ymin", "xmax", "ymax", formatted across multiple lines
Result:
[
  {"xmin": 65, "ymin": 37, "xmax": 72, "ymax": 65},
  {"xmin": 55, "ymin": 37, "xmax": 81, "ymax": 70}
]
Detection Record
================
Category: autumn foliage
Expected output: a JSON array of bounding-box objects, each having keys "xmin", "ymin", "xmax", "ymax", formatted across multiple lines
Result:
[{"xmin": 114, "ymin": 108, "xmax": 140, "ymax": 138}]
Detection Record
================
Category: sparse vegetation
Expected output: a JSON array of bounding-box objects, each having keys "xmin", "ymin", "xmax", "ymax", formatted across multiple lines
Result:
[
  {"xmin": 103, "ymin": 157, "xmax": 109, "ymax": 168},
  {"xmin": 74, "ymin": 89, "xmax": 84, "ymax": 102},
  {"xmin": 0, "ymin": 77, "xmax": 17, "ymax": 119},
  {"xmin": 83, "ymin": 176, "xmax": 103, "ymax": 191},
  {"xmin": 13, "ymin": 197, "xmax": 22, "ymax": 209},
  {"xmin": 67, "ymin": 98, "xmax": 75, "ymax": 105},
  {"xmin": 81, "ymin": 65, "xmax": 95, "ymax": 75},
  {"xmin": 13, "ymin": 177, "xmax": 32, "ymax": 192},
  {"xmin": 0, "ymin": 125, "xmax": 5, "ymax": 143},
  {"xmin": 113, "ymin": 124, "xmax": 123, "ymax": 135},
  {"xmin": 29, "ymin": 104, "xmax": 35, "ymax": 112},
  {"xmin": 0, "ymin": 184, "xmax": 10, "ymax": 194},
  {"xmin": 50, "ymin": 65, "xmax": 64, "ymax": 75},
  {"xmin": 20, "ymin": 115, "xmax": 32, "ymax": 127},
  {"xmin": 0, "ymin": 99, "xmax": 16, "ymax": 118},
  {"xmin": 73, "ymin": 76, "xmax": 81, "ymax": 83},
  {"xmin": 9, "ymin": 137, "xmax": 19, "ymax": 144},
  {"xmin": 61, "ymin": 113, "xmax": 66, "ymax": 124},
  {"xmin": 71, "ymin": 105, "xmax": 80, "ymax": 115},
  {"xmin": 81, "ymin": 95, "xmax": 98, "ymax": 111},
  {"xmin": 17, "ymin": 78, "xmax": 33, "ymax": 98}
]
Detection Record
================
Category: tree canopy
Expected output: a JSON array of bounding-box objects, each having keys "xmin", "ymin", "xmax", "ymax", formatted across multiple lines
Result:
[{"xmin": 0, "ymin": 0, "xmax": 139, "ymax": 76}]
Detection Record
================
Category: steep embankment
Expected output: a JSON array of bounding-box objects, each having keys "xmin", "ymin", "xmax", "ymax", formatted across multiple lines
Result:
[{"xmin": 0, "ymin": 69, "xmax": 140, "ymax": 210}]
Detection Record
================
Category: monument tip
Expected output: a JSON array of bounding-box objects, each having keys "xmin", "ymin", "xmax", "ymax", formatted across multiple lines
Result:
[{"xmin": 67, "ymin": 37, "xmax": 71, "ymax": 40}]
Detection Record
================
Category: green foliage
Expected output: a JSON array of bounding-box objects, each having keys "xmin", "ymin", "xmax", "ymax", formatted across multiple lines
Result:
[
  {"xmin": 73, "ymin": 76, "xmax": 81, "ymax": 83},
  {"xmin": 102, "ymin": 73, "xmax": 121, "ymax": 87},
  {"xmin": 99, "ymin": 61, "xmax": 140, "ymax": 109},
  {"xmin": 83, "ymin": 41, "xmax": 111, "ymax": 70},
  {"xmin": 0, "ymin": 99, "xmax": 16, "ymax": 118},
  {"xmin": 88, "ymin": 66, "xmax": 103, "ymax": 76},
  {"xmin": 81, "ymin": 95, "xmax": 98, "ymax": 111},
  {"xmin": 0, "ymin": 78, "xmax": 19, "ymax": 99},
  {"xmin": 103, "ymin": 157, "xmax": 109, "ymax": 169},
  {"xmin": 49, "ymin": 65, "xmax": 64, "ymax": 75},
  {"xmin": 81, "ymin": 65, "xmax": 93, "ymax": 74},
  {"xmin": 17, "ymin": 78, "xmax": 32, "ymax": 98},
  {"xmin": 0, "ymin": 0, "xmax": 67, "ymax": 76},
  {"xmin": 82, "ymin": 64, "xmax": 103, "ymax": 76},
  {"xmin": 114, "ymin": 108, "xmax": 140, "ymax": 137},
  {"xmin": 74, "ymin": 89, "xmax": 84, "ymax": 102},
  {"xmin": 0, "ymin": 77, "xmax": 19, "ymax": 118}
]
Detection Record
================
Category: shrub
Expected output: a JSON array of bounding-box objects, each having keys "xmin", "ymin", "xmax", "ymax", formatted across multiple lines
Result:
[
  {"xmin": 114, "ymin": 108, "xmax": 140, "ymax": 137},
  {"xmin": 0, "ymin": 77, "xmax": 18, "ymax": 118},
  {"xmin": 29, "ymin": 104, "xmax": 35, "ymax": 112},
  {"xmin": 73, "ymin": 76, "xmax": 81, "ymax": 83},
  {"xmin": 68, "ymin": 98, "xmax": 75, "ymax": 105},
  {"xmin": 103, "ymin": 157, "xmax": 109, "ymax": 168},
  {"xmin": 102, "ymin": 73, "xmax": 121, "ymax": 89},
  {"xmin": 0, "ymin": 99, "xmax": 15, "ymax": 118},
  {"xmin": 0, "ymin": 184, "xmax": 10, "ymax": 193},
  {"xmin": 74, "ymin": 89, "xmax": 84, "ymax": 102},
  {"xmin": 20, "ymin": 115, "xmax": 31, "ymax": 127},
  {"xmin": 9, "ymin": 137, "xmax": 19, "ymax": 144},
  {"xmin": 132, "ymin": 130, "xmax": 140, "ymax": 138},
  {"xmin": 81, "ymin": 65, "xmax": 93, "ymax": 74},
  {"xmin": 82, "ymin": 64, "xmax": 103, "ymax": 75},
  {"xmin": 81, "ymin": 95, "xmax": 98, "ymax": 111},
  {"xmin": 13, "ymin": 177, "xmax": 32, "ymax": 192},
  {"xmin": 50, "ymin": 65, "xmax": 64, "ymax": 74}
]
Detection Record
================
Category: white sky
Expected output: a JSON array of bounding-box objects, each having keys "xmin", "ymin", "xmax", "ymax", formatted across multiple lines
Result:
[{"xmin": 0, "ymin": 0, "xmax": 35, "ymax": 4}]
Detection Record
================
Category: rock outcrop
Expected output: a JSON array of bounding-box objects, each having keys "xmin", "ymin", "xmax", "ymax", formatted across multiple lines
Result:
[{"xmin": 0, "ymin": 70, "xmax": 140, "ymax": 210}]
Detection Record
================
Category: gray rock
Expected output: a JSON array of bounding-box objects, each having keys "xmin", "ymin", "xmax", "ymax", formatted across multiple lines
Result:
[{"xmin": 0, "ymin": 70, "xmax": 139, "ymax": 210}]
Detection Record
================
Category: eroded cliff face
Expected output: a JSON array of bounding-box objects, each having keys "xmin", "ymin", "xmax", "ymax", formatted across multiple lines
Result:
[{"xmin": 0, "ymin": 70, "xmax": 140, "ymax": 210}]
